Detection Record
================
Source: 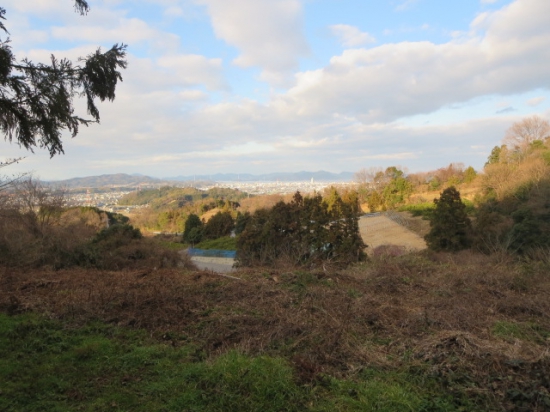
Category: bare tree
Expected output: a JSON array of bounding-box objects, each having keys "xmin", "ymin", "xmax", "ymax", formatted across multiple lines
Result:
[
  {"xmin": 503, "ymin": 115, "xmax": 550, "ymax": 149},
  {"xmin": 354, "ymin": 167, "xmax": 382, "ymax": 186},
  {"xmin": 5, "ymin": 177, "xmax": 65, "ymax": 232},
  {"xmin": 0, "ymin": 158, "xmax": 28, "ymax": 191}
]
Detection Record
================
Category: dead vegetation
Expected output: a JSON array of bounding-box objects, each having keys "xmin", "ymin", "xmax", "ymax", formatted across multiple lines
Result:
[{"xmin": 1, "ymin": 249, "xmax": 549, "ymax": 410}]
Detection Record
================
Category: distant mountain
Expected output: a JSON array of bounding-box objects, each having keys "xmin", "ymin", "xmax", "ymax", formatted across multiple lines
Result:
[
  {"xmin": 45, "ymin": 171, "xmax": 355, "ymax": 188},
  {"xmin": 46, "ymin": 173, "xmax": 165, "ymax": 188},
  {"xmin": 167, "ymin": 171, "xmax": 354, "ymax": 182}
]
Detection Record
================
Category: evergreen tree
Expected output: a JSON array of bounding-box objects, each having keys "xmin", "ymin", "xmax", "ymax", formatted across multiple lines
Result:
[
  {"xmin": 234, "ymin": 211, "xmax": 251, "ymax": 235},
  {"xmin": 236, "ymin": 191, "xmax": 366, "ymax": 268},
  {"xmin": 425, "ymin": 187, "xmax": 472, "ymax": 251},
  {"xmin": 183, "ymin": 214, "xmax": 203, "ymax": 244},
  {"xmin": 203, "ymin": 211, "xmax": 234, "ymax": 240},
  {"xmin": 463, "ymin": 166, "xmax": 477, "ymax": 183},
  {"xmin": 485, "ymin": 146, "xmax": 503, "ymax": 166},
  {"xmin": 0, "ymin": 1, "xmax": 127, "ymax": 156}
]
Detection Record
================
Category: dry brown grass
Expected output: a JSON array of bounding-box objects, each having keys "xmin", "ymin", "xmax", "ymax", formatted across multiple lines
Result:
[
  {"xmin": 359, "ymin": 214, "xmax": 427, "ymax": 253},
  {"xmin": 1, "ymin": 250, "xmax": 549, "ymax": 408}
]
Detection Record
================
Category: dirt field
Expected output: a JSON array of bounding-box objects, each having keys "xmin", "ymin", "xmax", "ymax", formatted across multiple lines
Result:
[{"xmin": 359, "ymin": 213, "xmax": 427, "ymax": 253}]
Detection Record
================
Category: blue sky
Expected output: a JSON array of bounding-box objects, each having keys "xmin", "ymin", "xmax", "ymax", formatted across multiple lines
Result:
[{"xmin": 2, "ymin": 0, "xmax": 549, "ymax": 180}]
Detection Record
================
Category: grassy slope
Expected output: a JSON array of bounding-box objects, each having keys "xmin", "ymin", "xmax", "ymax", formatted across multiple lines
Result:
[
  {"xmin": 1, "ymin": 251, "xmax": 549, "ymax": 411},
  {"xmin": 0, "ymin": 313, "xmax": 446, "ymax": 411}
]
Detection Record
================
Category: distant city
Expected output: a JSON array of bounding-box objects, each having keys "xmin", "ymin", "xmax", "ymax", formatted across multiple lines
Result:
[{"xmin": 60, "ymin": 173, "xmax": 355, "ymax": 212}]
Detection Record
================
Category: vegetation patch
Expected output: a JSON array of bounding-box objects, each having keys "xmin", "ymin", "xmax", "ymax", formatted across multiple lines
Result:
[
  {"xmin": 1, "ymin": 313, "xmax": 468, "ymax": 411},
  {"xmin": 1, "ymin": 250, "xmax": 549, "ymax": 410},
  {"xmin": 492, "ymin": 320, "xmax": 550, "ymax": 344},
  {"xmin": 195, "ymin": 236, "xmax": 237, "ymax": 251}
]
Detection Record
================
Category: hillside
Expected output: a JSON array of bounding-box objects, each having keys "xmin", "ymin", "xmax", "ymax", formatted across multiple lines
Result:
[
  {"xmin": 46, "ymin": 173, "xmax": 167, "ymax": 188},
  {"xmin": 2, "ymin": 252, "xmax": 549, "ymax": 411}
]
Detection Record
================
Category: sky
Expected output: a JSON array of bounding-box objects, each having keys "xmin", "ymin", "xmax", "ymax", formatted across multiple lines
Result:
[{"xmin": 1, "ymin": 0, "xmax": 549, "ymax": 180}]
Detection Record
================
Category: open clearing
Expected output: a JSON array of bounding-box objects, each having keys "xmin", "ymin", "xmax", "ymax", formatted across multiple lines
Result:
[{"xmin": 359, "ymin": 213, "xmax": 427, "ymax": 253}]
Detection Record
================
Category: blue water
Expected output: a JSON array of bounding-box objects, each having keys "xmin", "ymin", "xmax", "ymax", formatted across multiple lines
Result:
[{"xmin": 187, "ymin": 248, "xmax": 236, "ymax": 258}]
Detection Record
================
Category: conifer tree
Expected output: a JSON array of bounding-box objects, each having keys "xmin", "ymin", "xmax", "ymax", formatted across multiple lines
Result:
[
  {"xmin": 236, "ymin": 191, "xmax": 366, "ymax": 267},
  {"xmin": 0, "ymin": 1, "xmax": 127, "ymax": 156},
  {"xmin": 425, "ymin": 186, "xmax": 472, "ymax": 251},
  {"xmin": 183, "ymin": 214, "xmax": 203, "ymax": 244},
  {"xmin": 203, "ymin": 211, "xmax": 234, "ymax": 240}
]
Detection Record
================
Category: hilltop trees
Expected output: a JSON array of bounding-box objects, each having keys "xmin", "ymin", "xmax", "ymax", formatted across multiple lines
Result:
[
  {"xmin": 425, "ymin": 187, "xmax": 472, "ymax": 252},
  {"xmin": 355, "ymin": 166, "xmax": 413, "ymax": 211},
  {"xmin": 474, "ymin": 117, "xmax": 550, "ymax": 253},
  {"xmin": 0, "ymin": 1, "xmax": 127, "ymax": 156}
]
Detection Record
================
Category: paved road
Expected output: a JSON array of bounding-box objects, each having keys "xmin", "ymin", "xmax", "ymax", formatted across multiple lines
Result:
[{"xmin": 190, "ymin": 256, "xmax": 235, "ymax": 273}]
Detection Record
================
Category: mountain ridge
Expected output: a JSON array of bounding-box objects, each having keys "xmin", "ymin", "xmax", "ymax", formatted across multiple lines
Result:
[{"xmin": 46, "ymin": 171, "xmax": 354, "ymax": 187}]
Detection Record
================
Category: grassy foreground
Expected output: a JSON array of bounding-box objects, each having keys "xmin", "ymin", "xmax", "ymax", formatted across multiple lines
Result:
[
  {"xmin": 1, "ymin": 250, "xmax": 549, "ymax": 411},
  {"xmin": 0, "ymin": 313, "xmax": 455, "ymax": 411}
]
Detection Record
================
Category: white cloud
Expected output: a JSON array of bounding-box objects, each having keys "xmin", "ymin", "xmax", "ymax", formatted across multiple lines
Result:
[
  {"xmin": 157, "ymin": 54, "xmax": 227, "ymax": 90},
  {"xmin": 527, "ymin": 97, "xmax": 545, "ymax": 107},
  {"xmin": 196, "ymin": 0, "xmax": 309, "ymax": 85},
  {"xmin": 329, "ymin": 24, "xmax": 376, "ymax": 47},
  {"xmin": 394, "ymin": 0, "xmax": 421, "ymax": 12},
  {"xmin": 274, "ymin": 0, "xmax": 550, "ymax": 123},
  {"xmin": 3, "ymin": 0, "xmax": 549, "ymax": 180},
  {"xmin": 51, "ymin": 17, "xmax": 180, "ymax": 52},
  {"xmin": 2, "ymin": 0, "xmax": 72, "ymax": 17}
]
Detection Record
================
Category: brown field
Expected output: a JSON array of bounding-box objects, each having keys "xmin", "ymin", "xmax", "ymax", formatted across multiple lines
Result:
[
  {"xmin": 2, "ymin": 249, "xmax": 549, "ymax": 409},
  {"xmin": 359, "ymin": 213, "xmax": 428, "ymax": 254}
]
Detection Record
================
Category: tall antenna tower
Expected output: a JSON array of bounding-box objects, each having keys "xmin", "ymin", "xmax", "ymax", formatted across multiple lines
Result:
[{"xmin": 86, "ymin": 188, "xmax": 92, "ymax": 206}]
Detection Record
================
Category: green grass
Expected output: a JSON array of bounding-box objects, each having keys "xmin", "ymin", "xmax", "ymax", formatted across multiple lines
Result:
[
  {"xmin": 195, "ymin": 235, "xmax": 237, "ymax": 250},
  {"xmin": 0, "ymin": 313, "xmax": 469, "ymax": 411},
  {"xmin": 399, "ymin": 199, "xmax": 475, "ymax": 218},
  {"xmin": 154, "ymin": 239, "xmax": 188, "ymax": 250},
  {"xmin": 398, "ymin": 202, "xmax": 434, "ymax": 218},
  {"xmin": 491, "ymin": 320, "xmax": 550, "ymax": 344}
]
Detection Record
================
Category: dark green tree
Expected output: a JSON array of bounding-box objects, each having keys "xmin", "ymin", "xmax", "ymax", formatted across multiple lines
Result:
[
  {"xmin": 425, "ymin": 187, "xmax": 472, "ymax": 251},
  {"xmin": 0, "ymin": 1, "xmax": 127, "ymax": 156},
  {"xmin": 234, "ymin": 211, "xmax": 251, "ymax": 235},
  {"xmin": 236, "ymin": 191, "xmax": 366, "ymax": 268},
  {"xmin": 203, "ymin": 211, "xmax": 234, "ymax": 240},
  {"xmin": 183, "ymin": 214, "xmax": 203, "ymax": 244},
  {"xmin": 325, "ymin": 195, "xmax": 366, "ymax": 263}
]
